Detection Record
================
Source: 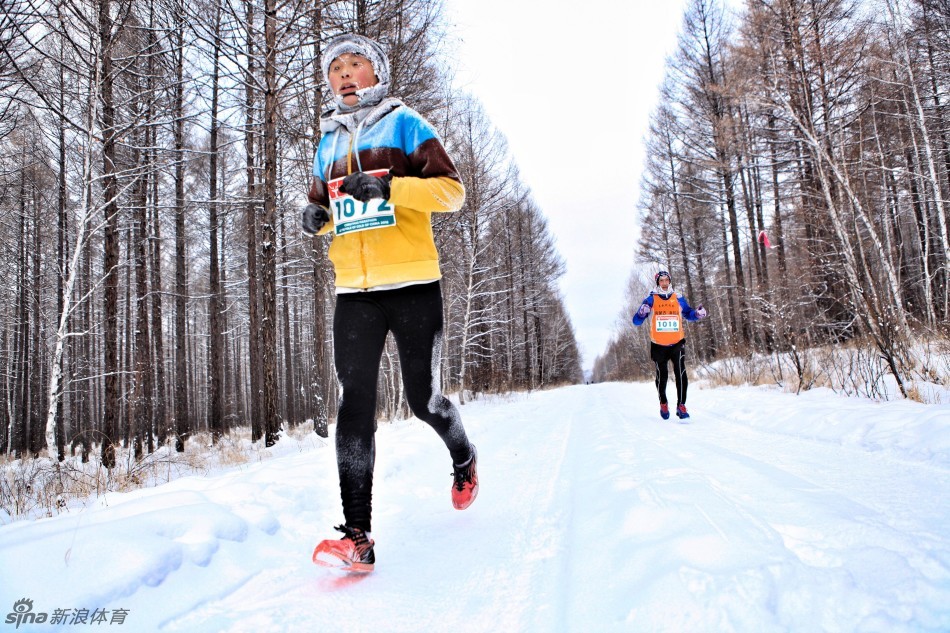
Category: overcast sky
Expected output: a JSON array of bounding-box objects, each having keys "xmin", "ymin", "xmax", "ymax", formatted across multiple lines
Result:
[{"xmin": 440, "ymin": 0, "xmax": 691, "ymax": 372}]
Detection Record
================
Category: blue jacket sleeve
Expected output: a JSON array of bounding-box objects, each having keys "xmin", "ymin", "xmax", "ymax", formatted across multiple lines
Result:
[
  {"xmin": 679, "ymin": 296, "xmax": 701, "ymax": 322},
  {"xmin": 632, "ymin": 295, "xmax": 654, "ymax": 326}
]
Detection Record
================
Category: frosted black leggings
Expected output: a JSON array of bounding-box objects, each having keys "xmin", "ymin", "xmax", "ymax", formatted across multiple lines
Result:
[
  {"xmin": 650, "ymin": 340, "xmax": 688, "ymax": 406},
  {"xmin": 333, "ymin": 281, "xmax": 473, "ymax": 532}
]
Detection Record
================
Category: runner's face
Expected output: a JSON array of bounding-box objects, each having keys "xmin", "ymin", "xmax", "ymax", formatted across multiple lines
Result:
[
  {"xmin": 328, "ymin": 54, "xmax": 378, "ymax": 106},
  {"xmin": 658, "ymin": 276, "xmax": 670, "ymax": 290}
]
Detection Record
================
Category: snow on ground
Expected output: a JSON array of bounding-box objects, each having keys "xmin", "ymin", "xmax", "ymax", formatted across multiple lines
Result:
[{"xmin": 1, "ymin": 382, "xmax": 948, "ymax": 632}]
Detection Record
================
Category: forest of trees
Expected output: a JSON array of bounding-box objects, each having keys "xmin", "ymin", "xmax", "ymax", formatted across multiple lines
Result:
[
  {"xmin": 0, "ymin": 0, "xmax": 582, "ymax": 464},
  {"xmin": 595, "ymin": 0, "xmax": 950, "ymax": 397}
]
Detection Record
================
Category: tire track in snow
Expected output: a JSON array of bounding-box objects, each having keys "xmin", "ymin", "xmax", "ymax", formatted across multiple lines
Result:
[{"xmin": 454, "ymin": 388, "xmax": 583, "ymax": 632}]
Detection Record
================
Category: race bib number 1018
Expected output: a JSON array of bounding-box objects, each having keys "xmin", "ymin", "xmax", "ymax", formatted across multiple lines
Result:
[
  {"xmin": 328, "ymin": 169, "xmax": 395, "ymax": 236},
  {"xmin": 655, "ymin": 315, "xmax": 681, "ymax": 332}
]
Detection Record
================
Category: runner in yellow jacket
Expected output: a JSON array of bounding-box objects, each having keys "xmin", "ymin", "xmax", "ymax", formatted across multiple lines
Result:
[{"xmin": 303, "ymin": 34, "xmax": 478, "ymax": 574}]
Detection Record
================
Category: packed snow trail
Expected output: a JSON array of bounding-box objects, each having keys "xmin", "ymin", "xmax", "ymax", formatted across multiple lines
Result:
[{"xmin": 1, "ymin": 382, "xmax": 948, "ymax": 632}]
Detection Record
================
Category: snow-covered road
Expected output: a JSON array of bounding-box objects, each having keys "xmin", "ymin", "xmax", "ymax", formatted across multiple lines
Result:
[{"xmin": 2, "ymin": 382, "xmax": 948, "ymax": 632}]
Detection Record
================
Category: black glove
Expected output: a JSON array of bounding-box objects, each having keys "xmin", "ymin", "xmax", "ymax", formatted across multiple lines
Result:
[
  {"xmin": 341, "ymin": 172, "xmax": 392, "ymax": 202},
  {"xmin": 302, "ymin": 203, "xmax": 330, "ymax": 236}
]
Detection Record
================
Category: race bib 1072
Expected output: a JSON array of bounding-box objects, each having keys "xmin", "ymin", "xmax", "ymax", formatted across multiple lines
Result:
[{"xmin": 328, "ymin": 169, "xmax": 395, "ymax": 236}]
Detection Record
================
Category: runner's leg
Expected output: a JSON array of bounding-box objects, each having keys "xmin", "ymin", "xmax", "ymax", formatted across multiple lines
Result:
[
  {"xmin": 333, "ymin": 294, "xmax": 388, "ymax": 532},
  {"xmin": 387, "ymin": 282, "xmax": 473, "ymax": 465},
  {"xmin": 672, "ymin": 340, "xmax": 688, "ymax": 406},
  {"xmin": 650, "ymin": 342, "xmax": 670, "ymax": 405}
]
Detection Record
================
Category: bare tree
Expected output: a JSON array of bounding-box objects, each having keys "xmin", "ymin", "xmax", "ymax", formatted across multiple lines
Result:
[{"xmin": 0, "ymin": 0, "xmax": 584, "ymax": 472}]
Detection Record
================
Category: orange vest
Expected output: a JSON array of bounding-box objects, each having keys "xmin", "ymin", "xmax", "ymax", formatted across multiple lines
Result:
[{"xmin": 650, "ymin": 293, "xmax": 684, "ymax": 345}]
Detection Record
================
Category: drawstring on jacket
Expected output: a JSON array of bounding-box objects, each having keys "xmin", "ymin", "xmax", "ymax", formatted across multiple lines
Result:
[{"xmin": 324, "ymin": 116, "xmax": 369, "ymax": 181}]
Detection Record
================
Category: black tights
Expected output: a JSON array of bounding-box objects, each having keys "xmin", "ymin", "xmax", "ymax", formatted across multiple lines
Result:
[
  {"xmin": 650, "ymin": 340, "xmax": 688, "ymax": 406},
  {"xmin": 333, "ymin": 281, "xmax": 473, "ymax": 532}
]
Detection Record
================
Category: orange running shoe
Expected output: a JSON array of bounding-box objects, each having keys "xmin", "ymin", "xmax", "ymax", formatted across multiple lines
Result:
[
  {"xmin": 312, "ymin": 525, "xmax": 375, "ymax": 573},
  {"xmin": 451, "ymin": 446, "xmax": 479, "ymax": 510}
]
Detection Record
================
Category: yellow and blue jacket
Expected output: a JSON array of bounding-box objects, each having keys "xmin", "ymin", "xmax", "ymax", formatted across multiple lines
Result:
[{"xmin": 308, "ymin": 98, "xmax": 465, "ymax": 290}]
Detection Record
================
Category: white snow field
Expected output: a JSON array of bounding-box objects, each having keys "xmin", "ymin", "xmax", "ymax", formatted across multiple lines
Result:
[{"xmin": 1, "ymin": 382, "xmax": 948, "ymax": 632}]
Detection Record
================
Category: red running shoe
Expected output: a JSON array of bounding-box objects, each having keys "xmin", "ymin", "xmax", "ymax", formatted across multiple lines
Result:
[
  {"xmin": 312, "ymin": 525, "xmax": 375, "ymax": 573},
  {"xmin": 451, "ymin": 446, "xmax": 479, "ymax": 510},
  {"xmin": 676, "ymin": 404, "xmax": 690, "ymax": 419},
  {"xmin": 660, "ymin": 403, "xmax": 670, "ymax": 420}
]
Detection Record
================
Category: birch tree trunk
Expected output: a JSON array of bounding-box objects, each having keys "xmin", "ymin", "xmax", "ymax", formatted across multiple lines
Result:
[{"xmin": 886, "ymin": 0, "xmax": 950, "ymax": 320}]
